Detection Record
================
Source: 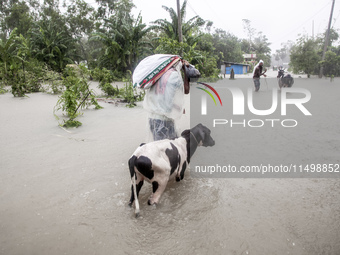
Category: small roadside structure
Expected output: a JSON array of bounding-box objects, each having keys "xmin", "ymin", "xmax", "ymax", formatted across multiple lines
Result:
[{"xmin": 222, "ymin": 62, "xmax": 250, "ymax": 75}]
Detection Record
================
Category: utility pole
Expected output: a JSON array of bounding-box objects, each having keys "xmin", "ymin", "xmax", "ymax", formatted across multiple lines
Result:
[
  {"xmin": 177, "ymin": 0, "xmax": 183, "ymax": 43},
  {"xmin": 319, "ymin": 0, "xmax": 335, "ymax": 78}
]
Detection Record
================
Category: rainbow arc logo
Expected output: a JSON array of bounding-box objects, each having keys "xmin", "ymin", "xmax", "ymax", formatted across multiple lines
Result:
[{"xmin": 196, "ymin": 82, "xmax": 223, "ymax": 106}]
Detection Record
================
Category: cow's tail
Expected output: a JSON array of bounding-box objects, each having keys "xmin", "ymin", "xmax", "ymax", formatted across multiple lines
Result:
[{"xmin": 129, "ymin": 156, "xmax": 140, "ymax": 217}]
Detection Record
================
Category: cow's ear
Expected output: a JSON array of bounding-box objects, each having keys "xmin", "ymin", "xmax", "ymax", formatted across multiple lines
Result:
[
  {"xmin": 181, "ymin": 129, "xmax": 190, "ymax": 137},
  {"xmin": 198, "ymin": 128, "xmax": 205, "ymax": 141}
]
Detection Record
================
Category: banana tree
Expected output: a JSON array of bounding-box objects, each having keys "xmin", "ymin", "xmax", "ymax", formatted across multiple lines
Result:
[
  {"xmin": 0, "ymin": 28, "xmax": 18, "ymax": 85},
  {"xmin": 15, "ymin": 34, "xmax": 31, "ymax": 84},
  {"xmin": 90, "ymin": 11, "xmax": 150, "ymax": 74},
  {"xmin": 30, "ymin": 21, "xmax": 75, "ymax": 72}
]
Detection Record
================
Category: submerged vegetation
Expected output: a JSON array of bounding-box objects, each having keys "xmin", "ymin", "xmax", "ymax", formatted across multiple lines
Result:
[{"xmin": 54, "ymin": 64, "xmax": 103, "ymax": 128}]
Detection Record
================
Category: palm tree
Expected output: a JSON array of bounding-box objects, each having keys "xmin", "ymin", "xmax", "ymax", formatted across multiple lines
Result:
[
  {"xmin": 151, "ymin": 0, "xmax": 205, "ymax": 44},
  {"xmin": 130, "ymin": 13, "xmax": 153, "ymax": 68}
]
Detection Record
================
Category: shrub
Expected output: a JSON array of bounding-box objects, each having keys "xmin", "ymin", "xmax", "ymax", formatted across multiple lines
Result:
[
  {"xmin": 54, "ymin": 64, "xmax": 103, "ymax": 128},
  {"xmin": 117, "ymin": 78, "xmax": 145, "ymax": 108},
  {"xmin": 90, "ymin": 67, "xmax": 118, "ymax": 96}
]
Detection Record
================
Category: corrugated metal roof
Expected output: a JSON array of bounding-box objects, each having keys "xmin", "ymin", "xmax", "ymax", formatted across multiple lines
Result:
[{"xmin": 222, "ymin": 62, "xmax": 250, "ymax": 66}]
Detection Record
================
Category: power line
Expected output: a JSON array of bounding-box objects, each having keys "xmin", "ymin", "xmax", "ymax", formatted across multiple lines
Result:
[
  {"xmin": 271, "ymin": 1, "xmax": 332, "ymax": 45},
  {"xmin": 331, "ymin": 9, "xmax": 340, "ymax": 27},
  {"xmin": 188, "ymin": 0, "xmax": 225, "ymax": 27},
  {"xmin": 186, "ymin": 1, "xmax": 199, "ymax": 17}
]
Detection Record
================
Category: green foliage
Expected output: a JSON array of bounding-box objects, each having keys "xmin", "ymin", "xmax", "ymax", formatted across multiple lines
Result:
[
  {"xmin": 91, "ymin": 67, "xmax": 144, "ymax": 106},
  {"xmin": 44, "ymin": 68, "xmax": 64, "ymax": 94},
  {"xmin": 321, "ymin": 48, "xmax": 340, "ymax": 77},
  {"xmin": 29, "ymin": 19, "xmax": 76, "ymax": 72},
  {"xmin": 25, "ymin": 70, "xmax": 40, "ymax": 92},
  {"xmin": 90, "ymin": 67, "xmax": 118, "ymax": 96},
  {"xmin": 150, "ymin": 0, "xmax": 205, "ymax": 43},
  {"xmin": 155, "ymin": 37, "xmax": 188, "ymax": 57},
  {"xmin": 90, "ymin": 2, "xmax": 151, "ymax": 75},
  {"xmin": 120, "ymin": 82, "xmax": 137, "ymax": 108},
  {"xmin": 63, "ymin": 119, "xmax": 82, "ymax": 128},
  {"xmin": 195, "ymin": 54, "xmax": 220, "ymax": 80},
  {"xmin": 154, "ymin": 37, "xmax": 219, "ymax": 79},
  {"xmin": 0, "ymin": 28, "xmax": 17, "ymax": 85},
  {"xmin": 11, "ymin": 71, "xmax": 26, "ymax": 97},
  {"xmin": 0, "ymin": 0, "xmax": 34, "ymax": 40},
  {"xmin": 289, "ymin": 31, "xmax": 340, "ymax": 77},
  {"xmin": 252, "ymin": 32, "xmax": 271, "ymax": 66},
  {"xmin": 210, "ymin": 29, "xmax": 244, "ymax": 65},
  {"xmin": 101, "ymin": 82, "xmax": 117, "ymax": 96},
  {"xmin": 65, "ymin": 0, "xmax": 96, "ymax": 39},
  {"xmin": 117, "ymin": 79, "xmax": 145, "ymax": 108},
  {"xmin": 0, "ymin": 86, "xmax": 7, "ymax": 94},
  {"xmin": 54, "ymin": 64, "xmax": 102, "ymax": 128},
  {"xmin": 55, "ymin": 81, "xmax": 82, "ymax": 120},
  {"xmin": 90, "ymin": 67, "xmax": 108, "ymax": 81},
  {"xmin": 0, "ymin": 29, "xmax": 45, "ymax": 96},
  {"xmin": 290, "ymin": 35, "xmax": 321, "ymax": 76}
]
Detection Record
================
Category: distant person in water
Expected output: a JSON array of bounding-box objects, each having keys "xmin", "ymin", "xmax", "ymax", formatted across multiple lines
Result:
[{"xmin": 252, "ymin": 60, "xmax": 267, "ymax": 92}]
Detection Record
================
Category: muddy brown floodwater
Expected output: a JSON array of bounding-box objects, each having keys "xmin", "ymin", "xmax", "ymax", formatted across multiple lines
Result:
[{"xmin": 1, "ymin": 77, "xmax": 339, "ymax": 255}]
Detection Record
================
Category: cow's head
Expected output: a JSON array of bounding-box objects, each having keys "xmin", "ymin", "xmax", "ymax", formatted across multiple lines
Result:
[
  {"xmin": 188, "ymin": 123, "xmax": 215, "ymax": 147},
  {"xmin": 277, "ymin": 67, "xmax": 285, "ymax": 78}
]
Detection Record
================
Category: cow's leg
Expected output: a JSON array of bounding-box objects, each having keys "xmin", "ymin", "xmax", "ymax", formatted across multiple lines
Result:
[
  {"xmin": 179, "ymin": 161, "xmax": 187, "ymax": 180},
  {"xmin": 128, "ymin": 156, "xmax": 137, "ymax": 206},
  {"xmin": 148, "ymin": 178, "xmax": 168, "ymax": 205},
  {"xmin": 129, "ymin": 172, "xmax": 144, "ymax": 218},
  {"xmin": 128, "ymin": 178, "xmax": 144, "ymax": 206}
]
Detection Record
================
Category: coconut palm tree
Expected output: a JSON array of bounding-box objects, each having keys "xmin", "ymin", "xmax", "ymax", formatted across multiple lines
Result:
[{"xmin": 150, "ymin": 0, "xmax": 205, "ymax": 45}]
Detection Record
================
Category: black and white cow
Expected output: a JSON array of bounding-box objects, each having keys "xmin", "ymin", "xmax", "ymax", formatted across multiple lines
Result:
[
  {"xmin": 277, "ymin": 67, "xmax": 294, "ymax": 88},
  {"xmin": 128, "ymin": 124, "xmax": 215, "ymax": 217}
]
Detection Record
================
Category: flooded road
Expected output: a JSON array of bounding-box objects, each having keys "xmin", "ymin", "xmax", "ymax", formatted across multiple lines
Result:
[{"xmin": 1, "ymin": 78, "xmax": 340, "ymax": 254}]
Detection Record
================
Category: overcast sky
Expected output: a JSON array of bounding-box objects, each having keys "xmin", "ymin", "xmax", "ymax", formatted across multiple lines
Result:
[{"xmin": 130, "ymin": 0, "xmax": 340, "ymax": 53}]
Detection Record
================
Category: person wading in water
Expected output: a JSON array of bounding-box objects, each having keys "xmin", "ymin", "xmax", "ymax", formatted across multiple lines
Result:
[{"xmin": 252, "ymin": 60, "xmax": 267, "ymax": 92}]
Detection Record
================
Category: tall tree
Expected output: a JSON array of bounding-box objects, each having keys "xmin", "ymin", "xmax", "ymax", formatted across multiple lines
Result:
[
  {"xmin": 211, "ymin": 29, "xmax": 243, "ymax": 65},
  {"xmin": 151, "ymin": 0, "xmax": 205, "ymax": 44},
  {"xmin": 252, "ymin": 32, "xmax": 271, "ymax": 66},
  {"xmin": 95, "ymin": 0, "xmax": 120, "ymax": 20},
  {"xmin": 0, "ymin": 28, "xmax": 18, "ymax": 83},
  {"xmin": 90, "ymin": 0, "xmax": 150, "ymax": 73},
  {"xmin": 290, "ymin": 35, "xmax": 321, "ymax": 77},
  {"xmin": 242, "ymin": 19, "xmax": 255, "ymax": 53},
  {"xmin": 30, "ymin": 21, "xmax": 75, "ymax": 71},
  {"xmin": 65, "ymin": 0, "xmax": 96, "ymax": 39},
  {"xmin": 0, "ymin": 0, "xmax": 34, "ymax": 39},
  {"xmin": 322, "ymin": 50, "xmax": 340, "ymax": 76},
  {"xmin": 274, "ymin": 41, "xmax": 294, "ymax": 66},
  {"xmin": 65, "ymin": 0, "xmax": 97, "ymax": 65}
]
